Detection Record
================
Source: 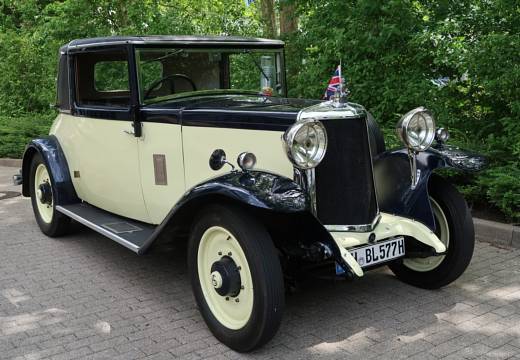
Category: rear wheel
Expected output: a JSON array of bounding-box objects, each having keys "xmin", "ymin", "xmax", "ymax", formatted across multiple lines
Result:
[
  {"xmin": 389, "ymin": 175, "xmax": 474, "ymax": 289},
  {"xmin": 188, "ymin": 205, "xmax": 284, "ymax": 352},
  {"xmin": 29, "ymin": 154, "xmax": 70, "ymax": 237}
]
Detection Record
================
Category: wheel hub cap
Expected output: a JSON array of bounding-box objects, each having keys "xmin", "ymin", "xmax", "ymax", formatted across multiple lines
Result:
[
  {"xmin": 38, "ymin": 182, "xmax": 52, "ymax": 205},
  {"xmin": 210, "ymin": 256, "xmax": 241, "ymax": 297},
  {"xmin": 211, "ymin": 271, "xmax": 223, "ymax": 289}
]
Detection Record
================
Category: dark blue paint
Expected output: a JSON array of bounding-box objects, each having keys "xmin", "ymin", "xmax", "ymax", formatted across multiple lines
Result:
[
  {"xmin": 139, "ymin": 170, "xmax": 309, "ymax": 254},
  {"xmin": 21, "ymin": 136, "xmax": 79, "ymax": 205},
  {"xmin": 179, "ymin": 171, "xmax": 309, "ymax": 212},
  {"xmin": 374, "ymin": 146, "xmax": 487, "ymax": 231},
  {"xmin": 141, "ymin": 93, "xmax": 314, "ymax": 131},
  {"xmin": 73, "ymin": 105, "xmax": 131, "ymax": 121}
]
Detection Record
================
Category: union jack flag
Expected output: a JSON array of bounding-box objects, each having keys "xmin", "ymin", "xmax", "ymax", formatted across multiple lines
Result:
[{"xmin": 323, "ymin": 65, "xmax": 344, "ymax": 100}]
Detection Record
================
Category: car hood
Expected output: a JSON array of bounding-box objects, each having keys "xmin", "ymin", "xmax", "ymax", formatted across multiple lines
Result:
[{"xmin": 144, "ymin": 94, "xmax": 322, "ymax": 131}]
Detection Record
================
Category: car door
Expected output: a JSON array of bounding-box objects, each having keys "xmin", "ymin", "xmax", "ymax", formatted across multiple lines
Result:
[
  {"xmin": 52, "ymin": 47, "xmax": 150, "ymax": 223},
  {"xmin": 134, "ymin": 49, "xmax": 186, "ymax": 225}
]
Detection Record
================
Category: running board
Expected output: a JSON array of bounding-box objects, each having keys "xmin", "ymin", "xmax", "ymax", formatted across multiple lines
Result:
[{"xmin": 56, "ymin": 203, "xmax": 157, "ymax": 253}]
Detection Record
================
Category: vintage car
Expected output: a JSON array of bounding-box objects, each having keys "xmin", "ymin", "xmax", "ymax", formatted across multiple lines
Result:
[{"xmin": 15, "ymin": 35, "xmax": 485, "ymax": 352}]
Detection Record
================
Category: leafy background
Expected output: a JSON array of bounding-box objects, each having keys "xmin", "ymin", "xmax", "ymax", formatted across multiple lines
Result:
[{"xmin": 0, "ymin": 0, "xmax": 518, "ymax": 222}]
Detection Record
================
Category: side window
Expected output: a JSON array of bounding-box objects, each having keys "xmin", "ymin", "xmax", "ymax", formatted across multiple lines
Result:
[
  {"xmin": 94, "ymin": 61, "xmax": 129, "ymax": 92},
  {"xmin": 56, "ymin": 54, "xmax": 70, "ymax": 111},
  {"xmin": 75, "ymin": 50, "xmax": 130, "ymax": 108},
  {"xmin": 139, "ymin": 60, "xmax": 163, "ymax": 91}
]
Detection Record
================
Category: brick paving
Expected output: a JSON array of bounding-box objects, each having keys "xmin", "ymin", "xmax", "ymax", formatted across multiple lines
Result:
[{"xmin": 1, "ymin": 165, "xmax": 519, "ymax": 360}]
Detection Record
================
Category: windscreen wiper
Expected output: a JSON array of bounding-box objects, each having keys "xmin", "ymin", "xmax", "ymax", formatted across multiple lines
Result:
[
  {"xmin": 245, "ymin": 50, "xmax": 270, "ymax": 82},
  {"xmin": 142, "ymin": 49, "xmax": 185, "ymax": 64}
]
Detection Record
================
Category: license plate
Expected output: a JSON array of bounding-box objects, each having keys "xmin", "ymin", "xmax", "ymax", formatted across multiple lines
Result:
[{"xmin": 336, "ymin": 237, "xmax": 405, "ymax": 274}]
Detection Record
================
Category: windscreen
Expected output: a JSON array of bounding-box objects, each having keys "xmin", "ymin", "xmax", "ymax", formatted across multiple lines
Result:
[{"xmin": 135, "ymin": 48, "xmax": 284, "ymax": 103}]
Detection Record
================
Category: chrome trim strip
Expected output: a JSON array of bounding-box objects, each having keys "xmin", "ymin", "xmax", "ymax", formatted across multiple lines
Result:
[
  {"xmin": 294, "ymin": 168, "xmax": 317, "ymax": 215},
  {"xmin": 306, "ymin": 169, "xmax": 317, "ymax": 216},
  {"xmin": 56, "ymin": 205, "xmax": 140, "ymax": 253},
  {"xmin": 364, "ymin": 114, "xmax": 380, "ymax": 217},
  {"xmin": 325, "ymin": 214, "xmax": 382, "ymax": 233},
  {"xmin": 408, "ymin": 149, "xmax": 420, "ymax": 190}
]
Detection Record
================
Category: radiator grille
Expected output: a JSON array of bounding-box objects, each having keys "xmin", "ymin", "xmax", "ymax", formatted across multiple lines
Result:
[{"xmin": 315, "ymin": 116, "xmax": 378, "ymax": 226}]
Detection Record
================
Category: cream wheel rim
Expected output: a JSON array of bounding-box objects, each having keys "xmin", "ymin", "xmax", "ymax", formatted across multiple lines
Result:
[
  {"xmin": 34, "ymin": 164, "xmax": 53, "ymax": 224},
  {"xmin": 197, "ymin": 226, "xmax": 254, "ymax": 330},
  {"xmin": 404, "ymin": 198, "xmax": 449, "ymax": 272}
]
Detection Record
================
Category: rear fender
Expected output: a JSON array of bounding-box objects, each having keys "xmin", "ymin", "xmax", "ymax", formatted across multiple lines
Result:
[
  {"xmin": 21, "ymin": 136, "xmax": 79, "ymax": 205},
  {"xmin": 373, "ymin": 145, "xmax": 486, "ymax": 231}
]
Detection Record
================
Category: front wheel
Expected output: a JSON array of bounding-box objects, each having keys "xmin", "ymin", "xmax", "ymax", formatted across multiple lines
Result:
[
  {"xmin": 389, "ymin": 175, "xmax": 475, "ymax": 289},
  {"xmin": 188, "ymin": 204, "xmax": 285, "ymax": 352}
]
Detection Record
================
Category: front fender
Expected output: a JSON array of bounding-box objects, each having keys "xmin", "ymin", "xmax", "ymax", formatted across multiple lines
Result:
[
  {"xmin": 21, "ymin": 136, "xmax": 79, "ymax": 205},
  {"xmin": 139, "ymin": 170, "xmax": 310, "ymax": 253},
  {"xmin": 144, "ymin": 170, "xmax": 360, "ymax": 275},
  {"xmin": 373, "ymin": 145, "xmax": 486, "ymax": 231},
  {"xmin": 177, "ymin": 170, "xmax": 310, "ymax": 213}
]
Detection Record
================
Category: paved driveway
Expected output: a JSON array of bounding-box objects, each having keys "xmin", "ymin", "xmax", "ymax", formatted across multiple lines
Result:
[{"xmin": 1, "ymin": 166, "xmax": 519, "ymax": 360}]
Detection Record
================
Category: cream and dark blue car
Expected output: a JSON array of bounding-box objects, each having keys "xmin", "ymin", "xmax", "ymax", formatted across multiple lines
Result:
[{"xmin": 15, "ymin": 36, "xmax": 486, "ymax": 351}]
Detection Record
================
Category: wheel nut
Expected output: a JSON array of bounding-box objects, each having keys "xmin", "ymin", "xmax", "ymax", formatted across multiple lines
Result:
[
  {"xmin": 228, "ymin": 252, "xmax": 232, "ymax": 256},
  {"xmin": 218, "ymin": 251, "xmax": 222, "ymax": 256},
  {"xmin": 235, "ymin": 298, "xmax": 239, "ymax": 303},
  {"xmin": 225, "ymin": 297, "xmax": 229, "ymax": 301}
]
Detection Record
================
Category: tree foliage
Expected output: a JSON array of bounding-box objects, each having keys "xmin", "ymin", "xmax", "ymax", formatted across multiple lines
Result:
[
  {"xmin": 285, "ymin": 0, "xmax": 519, "ymax": 220},
  {"xmin": 0, "ymin": 0, "xmax": 518, "ymax": 220}
]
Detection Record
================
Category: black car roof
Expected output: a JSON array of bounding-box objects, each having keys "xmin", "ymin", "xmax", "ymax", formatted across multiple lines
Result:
[{"xmin": 61, "ymin": 35, "xmax": 284, "ymax": 53}]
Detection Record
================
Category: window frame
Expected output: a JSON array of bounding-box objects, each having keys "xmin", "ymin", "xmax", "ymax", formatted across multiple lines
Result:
[
  {"xmin": 134, "ymin": 46, "xmax": 287, "ymax": 105},
  {"xmin": 70, "ymin": 45, "xmax": 140, "ymax": 121}
]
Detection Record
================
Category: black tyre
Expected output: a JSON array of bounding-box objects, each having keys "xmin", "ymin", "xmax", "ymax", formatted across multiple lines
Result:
[
  {"xmin": 29, "ymin": 153, "xmax": 71, "ymax": 237},
  {"xmin": 389, "ymin": 175, "xmax": 475, "ymax": 289},
  {"xmin": 188, "ymin": 204, "xmax": 285, "ymax": 352}
]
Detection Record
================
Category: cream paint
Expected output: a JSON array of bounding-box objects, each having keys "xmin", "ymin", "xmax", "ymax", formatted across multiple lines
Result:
[
  {"xmin": 329, "ymin": 212, "xmax": 447, "ymax": 278},
  {"xmin": 331, "ymin": 212, "xmax": 447, "ymax": 252},
  {"xmin": 181, "ymin": 126, "xmax": 293, "ymax": 191},
  {"xmin": 51, "ymin": 114, "xmax": 292, "ymax": 225},
  {"xmin": 50, "ymin": 114, "xmax": 151, "ymax": 222},
  {"xmin": 137, "ymin": 122, "xmax": 185, "ymax": 224}
]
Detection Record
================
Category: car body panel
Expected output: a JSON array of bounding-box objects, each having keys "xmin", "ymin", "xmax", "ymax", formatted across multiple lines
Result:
[
  {"xmin": 181, "ymin": 126, "xmax": 293, "ymax": 194},
  {"xmin": 138, "ymin": 122, "xmax": 185, "ymax": 224},
  {"xmin": 50, "ymin": 113, "xmax": 151, "ymax": 222}
]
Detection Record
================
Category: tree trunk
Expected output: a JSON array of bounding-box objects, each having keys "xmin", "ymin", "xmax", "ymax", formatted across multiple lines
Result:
[
  {"xmin": 280, "ymin": 1, "xmax": 298, "ymax": 35},
  {"xmin": 259, "ymin": 0, "xmax": 277, "ymax": 38}
]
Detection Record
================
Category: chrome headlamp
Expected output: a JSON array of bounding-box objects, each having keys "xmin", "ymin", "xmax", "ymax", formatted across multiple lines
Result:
[
  {"xmin": 282, "ymin": 119, "xmax": 328, "ymax": 169},
  {"xmin": 396, "ymin": 107, "xmax": 436, "ymax": 152}
]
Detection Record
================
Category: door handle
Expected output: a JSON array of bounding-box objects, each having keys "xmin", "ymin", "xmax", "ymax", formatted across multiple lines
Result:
[{"xmin": 123, "ymin": 129, "xmax": 135, "ymax": 135}]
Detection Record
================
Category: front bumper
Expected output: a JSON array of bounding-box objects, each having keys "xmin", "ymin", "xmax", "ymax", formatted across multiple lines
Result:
[{"xmin": 330, "ymin": 212, "xmax": 446, "ymax": 277}]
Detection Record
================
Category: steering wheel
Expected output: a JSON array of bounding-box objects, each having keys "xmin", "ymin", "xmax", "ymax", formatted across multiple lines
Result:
[{"xmin": 144, "ymin": 74, "xmax": 197, "ymax": 99}]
